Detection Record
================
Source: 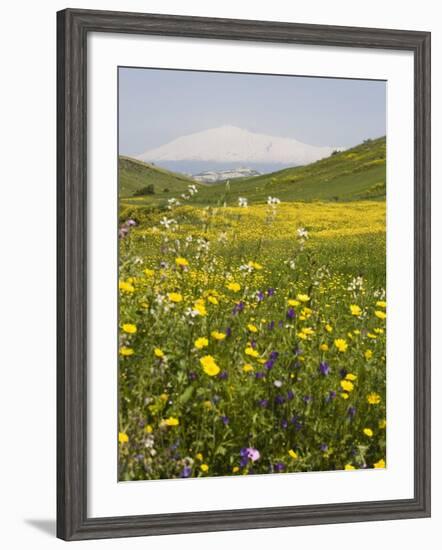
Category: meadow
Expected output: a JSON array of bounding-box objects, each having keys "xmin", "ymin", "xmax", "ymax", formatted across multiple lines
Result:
[{"xmin": 118, "ymin": 139, "xmax": 386, "ymax": 481}]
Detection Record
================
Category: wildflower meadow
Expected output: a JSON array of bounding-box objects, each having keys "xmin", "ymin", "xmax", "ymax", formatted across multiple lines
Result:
[{"xmin": 118, "ymin": 176, "xmax": 386, "ymax": 480}]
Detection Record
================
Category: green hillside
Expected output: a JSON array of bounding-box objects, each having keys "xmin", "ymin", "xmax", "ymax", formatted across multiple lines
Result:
[
  {"xmin": 119, "ymin": 156, "xmax": 202, "ymax": 202},
  {"xmin": 194, "ymin": 136, "xmax": 386, "ymax": 205},
  {"xmin": 120, "ymin": 136, "xmax": 385, "ymax": 208}
]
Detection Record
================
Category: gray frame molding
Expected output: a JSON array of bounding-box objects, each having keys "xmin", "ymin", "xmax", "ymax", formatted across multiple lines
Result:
[{"xmin": 57, "ymin": 8, "xmax": 431, "ymax": 541}]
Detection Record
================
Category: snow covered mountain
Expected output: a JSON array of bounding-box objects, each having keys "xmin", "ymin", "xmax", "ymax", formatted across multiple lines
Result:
[
  {"xmin": 137, "ymin": 125, "xmax": 337, "ymax": 166},
  {"xmin": 192, "ymin": 167, "xmax": 261, "ymax": 183}
]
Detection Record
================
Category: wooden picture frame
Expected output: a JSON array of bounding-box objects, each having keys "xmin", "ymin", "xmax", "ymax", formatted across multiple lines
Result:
[{"xmin": 57, "ymin": 8, "xmax": 431, "ymax": 541}]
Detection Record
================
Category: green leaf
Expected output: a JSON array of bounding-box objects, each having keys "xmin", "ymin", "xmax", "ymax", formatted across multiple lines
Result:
[{"xmin": 179, "ymin": 386, "xmax": 194, "ymax": 405}]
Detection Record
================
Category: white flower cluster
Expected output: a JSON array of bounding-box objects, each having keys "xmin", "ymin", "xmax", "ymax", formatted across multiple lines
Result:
[
  {"xmin": 267, "ymin": 196, "xmax": 281, "ymax": 206},
  {"xmin": 238, "ymin": 197, "xmax": 248, "ymax": 208},
  {"xmin": 347, "ymin": 276, "xmax": 364, "ymax": 292},
  {"xmin": 159, "ymin": 216, "xmax": 178, "ymax": 231}
]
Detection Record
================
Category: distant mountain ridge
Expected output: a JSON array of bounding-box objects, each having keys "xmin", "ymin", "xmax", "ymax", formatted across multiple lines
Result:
[
  {"xmin": 137, "ymin": 125, "xmax": 339, "ymax": 166},
  {"xmin": 192, "ymin": 167, "xmax": 261, "ymax": 183}
]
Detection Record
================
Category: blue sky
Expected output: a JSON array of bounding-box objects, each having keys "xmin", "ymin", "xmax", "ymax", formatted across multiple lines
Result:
[{"xmin": 118, "ymin": 67, "xmax": 386, "ymax": 157}]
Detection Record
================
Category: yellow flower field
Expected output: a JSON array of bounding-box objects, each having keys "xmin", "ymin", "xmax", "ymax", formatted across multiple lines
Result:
[{"xmin": 118, "ymin": 199, "xmax": 386, "ymax": 480}]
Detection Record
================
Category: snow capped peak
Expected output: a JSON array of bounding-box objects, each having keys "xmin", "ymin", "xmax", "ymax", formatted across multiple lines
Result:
[{"xmin": 137, "ymin": 126, "xmax": 337, "ymax": 166}]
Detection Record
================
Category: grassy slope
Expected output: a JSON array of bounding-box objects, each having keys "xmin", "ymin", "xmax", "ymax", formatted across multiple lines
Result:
[
  {"xmin": 119, "ymin": 156, "xmax": 204, "ymax": 202},
  {"xmin": 194, "ymin": 136, "xmax": 386, "ymax": 205}
]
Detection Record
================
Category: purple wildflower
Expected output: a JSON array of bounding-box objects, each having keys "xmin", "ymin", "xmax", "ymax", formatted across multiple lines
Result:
[
  {"xmin": 257, "ymin": 291, "xmax": 265, "ymax": 301},
  {"xmin": 232, "ymin": 301, "xmax": 245, "ymax": 315},
  {"xmin": 347, "ymin": 406, "xmax": 357, "ymax": 418},
  {"xmin": 240, "ymin": 447, "xmax": 260, "ymax": 463},
  {"xmin": 267, "ymin": 321, "xmax": 275, "ymax": 330},
  {"xmin": 125, "ymin": 219, "xmax": 137, "ymax": 227},
  {"xmin": 325, "ymin": 390, "xmax": 337, "ymax": 402},
  {"xmin": 225, "ymin": 327, "xmax": 232, "ymax": 338},
  {"xmin": 340, "ymin": 368, "xmax": 348, "ymax": 379},
  {"xmin": 319, "ymin": 362, "xmax": 330, "ymax": 376},
  {"xmin": 303, "ymin": 395, "xmax": 313, "ymax": 404},
  {"xmin": 180, "ymin": 466, "xmax": 192, "ymax": 478},
  {"xmin": 320, "ymin": 443, "xmax": 328, "ymax": 452},
  {"xmin": 269, "ymin": 351, "xmax": 279, "ymax": 361},
  {"xmin": 258, "ymin": 398, "xmax": 269, "ymax": 408},
  {"xmin": 281, "ymin": 419, "xmax": 288, "ymax": 429},
  {"xmin": 220, "ymin": 415, "xmax": 229, "ymax": 425},
  {"xmin": 255, "ymin": 371, "xmax": 265, "ymax": 379},
  {"xmin": 188, "ymin": 371, "xmax": 197, "ymax": 381},
  {"xmin": 274, "ymin": 462, "xmax": 285, "ymax": 472},
  {"xmin": 287, "ymin": 390, "xmax": 295, "ymax": 401},
  {"xmin": 218, "ymin": 370, "xmax": 228, "ymax": 380},
  {"xmin": 265, "ymin": 359, "xmax": 275, "ymax": 370},
  {"xmin": 275, "ymin": 395, "xmax": 285, "ymax": 405},
  {"xmin": 287, "ymin": 307, "xmax": 295, "ymax": 319},
  {"xmin": 267, "ymin": 288, "xmax": 275, "ymax": 296}
]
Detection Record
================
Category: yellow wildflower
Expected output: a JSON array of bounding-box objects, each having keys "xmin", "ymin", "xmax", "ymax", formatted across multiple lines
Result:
[
  {"xmin": 200, "ymin": 464, "xmax": 209, "ymax": 472},
  {"xmin": 344, "ymin": 464, "xmax": 355, "ymax": 470},
  {"xmin": 164, "ymin": 417, "xmax": 179, "ymax": 427},
  {"xmin": 350, "ymin": 304, "xmax": 362, "ymax": 316},
  {"xmin": 340, "ymin": 380, "xmax": 354, "ymax": 392},
  {"xmin": 376, "ymin": 301, "xmax": 387, "ymax": 308},
  {"xmin": 365, "ymin": 349, "xmax": 373, "ymax": 360},
  {"xmin": 232, "ymin": 466, "xmax": 240, "ymax": 473},
  {"xmin": 211, "ymin": 330, "xmax": 226, "ymax": 341},
  {"xmin": 122, "ymin": 323, "xmax": 137, "ymax": 334},
  {"xmin": 367, "ymin": 392, "xmax": 381, "ymax": 405},
  {"xmin": 144, "ymin": 268, "xmax": 154, "ymax": 277},
  {"xmin": 118, "ymin": 432, "xmax": 129, "ymax": 443},
  {"xmin": 379, "ymin": 419, "xmax": 387, "ymax": 429},
  {"xmin": 200, "ymin": 355, "xmax": 220, "ymax": 376},
  {"xmin": 175, "ymin": 257, "xmax": 189, "ymax": 267},
  {"xmin": 325, "ymin": 324, "xmax": 333, "ymax": 333},
  {"xmin": 247, "ymin": 324, "xmax": 258, "ymax": 333},
  {"xmin": 119, "ymin": 346, "xmax": 134, "ymax": 356},
  {"xmin": 288, "ymin": 449, "xmax": 298, "ymax": 459},
  {"xmin": 195, "ymin": 453, "xmax": 203, "ymax": 461},
  {"xmin": 301, "ymin": 327, "xmax": 315, "ymax": 335},
  {"xmin": 375, "ymin": 310, "xmax": 387, "ymax": 320},
  {"xmin": 208, "ymin": 295, "xmax": 219, "ymax": 305},
  {"xmin": 334, "ymin": 338, "xmax": 348, "ymax": 352},
  {"xmin": 154, "ymin": 347, "xmax": 164, "ymax": 358},
  {"xmin": 145, "ymin": 425, "xmax": 153, "ymax": 434},
  {"xmin": 288, "ymin": 299, "xmax": 300, "ymax": 306},
  {"xmin": 168, "ymin": 292, "xmax": 183, "ymax": 303},
  {"xmin": 320, "ymin": 343, "xmax": 329, "ymax": 351},
  {"xmin": 367, "ymin": 333, "xmax": 377, "ymax": 339},
  {"xmin": 363, "ymin": 428, "xmax": 374, "ymax": 437},
  {"xmin": 340, "ymin": 392, "xmax": 349, "ymax": 400},
  {"xmin": 345, "ymin": 373, "xmax": 357, "ymax": 381},
  {"xmin": 194, "ymin": 299, "xmax": 207, "ymax": 316},
  {"xmin": 119, "ymin": 280, "xmax": 135, "ymax": 293},
  {"xmin": 373, "ymin": 459, "xmax": 386, "ymax": 469},
  {"xmin": 227, "ymin": 282, "xmax": 241, "ymax": 292},
  {"xmin": 242, "ymin": 364, "xmax": 254, "ymax": 373},
  {"xmin": 245, "ymin": 346, "xmax": 259, "ymax": 358},
  {"xmin": 194, "ymin": 337, "xmax": 209, "ymax": 349},
  {"xmin": 297, "ymin": 293, "xmax": 310, "ymax": 302},
  {"xmin": 248, "ymin": 261, "xmax": 263, "ymax": 270}
]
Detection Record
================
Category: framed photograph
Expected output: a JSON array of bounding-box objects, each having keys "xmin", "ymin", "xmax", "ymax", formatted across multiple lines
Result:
[{"xmin": 57, "ymin": 8, "xmax": 431, "ymax": 541}]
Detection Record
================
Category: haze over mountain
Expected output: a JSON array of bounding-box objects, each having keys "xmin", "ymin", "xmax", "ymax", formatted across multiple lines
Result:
[{"xmin": 136, "ymin": 125, "xmax": 340, "ymax": 174}]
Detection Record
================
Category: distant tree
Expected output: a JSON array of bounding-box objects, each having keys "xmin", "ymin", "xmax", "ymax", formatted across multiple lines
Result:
[
  {"xmin": 331, "ymin": 150, "xmax": 340, "ymax": 156},
  {"xmin": 133, "ymin": 184, "xmax": 155, "ymax": 196}
]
